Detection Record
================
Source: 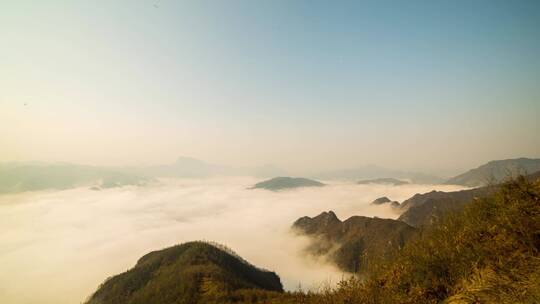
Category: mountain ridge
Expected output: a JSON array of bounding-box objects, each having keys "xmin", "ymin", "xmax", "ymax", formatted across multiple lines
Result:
[
  {"xmin": 292, "ymin": 211, "xmax": 417, "ymax": 273},
  {"xmin": 445, "ymin": 157, "xmax": 540, "ymax": 187}
]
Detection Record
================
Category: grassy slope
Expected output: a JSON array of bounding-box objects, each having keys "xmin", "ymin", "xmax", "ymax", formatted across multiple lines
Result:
[
  {"xmin": 238, "ymin": 176, "xmax": 540, "ymax": 303},
  {"xmin": 310, "ymin": 176, "xmax": 540, "ymax": 303}
]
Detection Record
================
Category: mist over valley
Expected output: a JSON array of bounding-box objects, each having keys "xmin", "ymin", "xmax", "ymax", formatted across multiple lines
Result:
[{"xmin": 0, "ymin": 176, "xmax": 464, "ymax": 304}]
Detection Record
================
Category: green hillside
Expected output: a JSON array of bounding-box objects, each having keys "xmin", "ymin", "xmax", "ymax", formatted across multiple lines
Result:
[{"xmin": 86, "ymin": 241, "xmax": 283, "ymax": 304}]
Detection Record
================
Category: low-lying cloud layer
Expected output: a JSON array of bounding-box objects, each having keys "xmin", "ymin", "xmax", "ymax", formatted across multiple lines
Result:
[{"xmin": 0, "ymin": 178, "xmax": 464, "ymax": 304}]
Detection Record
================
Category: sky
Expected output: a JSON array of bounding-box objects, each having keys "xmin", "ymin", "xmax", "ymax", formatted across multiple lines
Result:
[{"xmin": 1, "ymin": 0, "xmax": 539, "ymax": 174}]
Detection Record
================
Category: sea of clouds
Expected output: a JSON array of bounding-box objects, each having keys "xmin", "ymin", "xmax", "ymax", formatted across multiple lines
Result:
[{"xmin": 0, "ymin": 177, "xmax": 465, "ymax": 304}]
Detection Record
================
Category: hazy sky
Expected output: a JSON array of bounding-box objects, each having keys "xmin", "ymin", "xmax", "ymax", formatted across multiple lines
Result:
[{"xmin": 1, "ymin": 0, "xmax": 539, "ymax": 173}]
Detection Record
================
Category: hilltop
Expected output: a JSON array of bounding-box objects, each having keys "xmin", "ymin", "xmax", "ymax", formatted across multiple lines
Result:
[
  {"xmin": 250, "ymin": 177, "xmax": 325, "ymax": 191},
  {"xmin": 371, "ymin": 196, "xmax": 400, "ymax": 208},
  {"xmin": 86, "ymin": 241, "xmax": 282, "ymax": 304}
]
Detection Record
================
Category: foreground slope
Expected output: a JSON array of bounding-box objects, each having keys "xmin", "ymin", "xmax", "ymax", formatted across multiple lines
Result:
[
  {"xmin": 314, "ymin": 176, "xmax": 540, "ymax": 303},
  {"xmin": 86, "ymin": 241, "xmax": 282, "ymax": 304}
]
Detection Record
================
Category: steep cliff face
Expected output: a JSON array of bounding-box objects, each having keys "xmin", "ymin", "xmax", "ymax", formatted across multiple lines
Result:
[
  {"xmin": 398, "ymin": 187, "xmax": 491, "ymax": 227},
  {"xmin": 292, "ymin": 211, "xmax": 417, "ymax": 273}
]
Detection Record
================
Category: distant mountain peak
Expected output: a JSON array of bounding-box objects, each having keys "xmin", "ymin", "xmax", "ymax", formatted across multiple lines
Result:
[
  {"xmin": 313, "ymin": 210, "xmax": 340, "ymax": 223},
  {"xmin": 446, "ymin": 157, "xmax": 540, "ymax": 187},
  {"xmin": 371, "ymin": 197, "xmax": 391, "ymax": 204},
  {"xmin": 250, "ymin": 177, "xmax": 325, "ymax": 191},
  {"xmin": 292, "ymin": 211, "xmax": 342, "ymax": 234},
  {"xmin": 370, "ymin": 197, "xmax": 399, "ymax": 208}
]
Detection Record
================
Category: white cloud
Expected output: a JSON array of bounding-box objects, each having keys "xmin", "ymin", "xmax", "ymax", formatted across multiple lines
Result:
[{"xmin": 0, "ymin": 177, "xmax": 465, "ymax": 304}]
